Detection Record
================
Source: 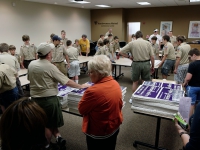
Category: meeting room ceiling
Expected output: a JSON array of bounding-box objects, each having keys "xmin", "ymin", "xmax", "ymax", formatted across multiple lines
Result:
[{"xmin": 23, "ymin": 0, "xmax": 200, "ymax": 9}]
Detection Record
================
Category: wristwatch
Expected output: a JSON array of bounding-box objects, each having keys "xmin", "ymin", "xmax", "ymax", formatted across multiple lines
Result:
[{"xmin": 179, "ymin": 132, "xmax": 188, "ymax": 137}]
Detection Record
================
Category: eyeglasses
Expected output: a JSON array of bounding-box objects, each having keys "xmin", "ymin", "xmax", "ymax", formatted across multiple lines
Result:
[{"xmin": 87, "ymin": 71, "xmax": 92, "ymax": 75}]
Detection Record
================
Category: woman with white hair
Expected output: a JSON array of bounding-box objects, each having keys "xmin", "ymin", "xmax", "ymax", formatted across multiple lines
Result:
[{"xmin": 78, "ymin": 55, "xmax": 123, "ymax": 150}]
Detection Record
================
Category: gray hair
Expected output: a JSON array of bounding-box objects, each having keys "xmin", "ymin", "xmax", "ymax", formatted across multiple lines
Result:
[
  {"xmin": 88, "ymin": 55, "xmax": 111, "ymax": 77},
  {"xmin": 0, "ymin": 43, "xmax": 9, "ymax": 52}
]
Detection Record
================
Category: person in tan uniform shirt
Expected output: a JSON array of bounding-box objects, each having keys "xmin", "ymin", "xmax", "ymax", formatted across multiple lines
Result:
[
  {"xmin": 105, "ymin": 28, "xmax": 113, "ymax": 38},
  {"xmin": 96, "ymin": 34, "xmax": 105, "ymax": 51},
  {"xmin": 168, "ymin": 31, "xmax": 177, "ymax": 48},
  {"xmin": 0, "ymin": 43, "xmax": 20, "ymax": 72},
  {"xmin": 106, "ymin": 34, "xmax": 113, "ymax": 43},
  {"xmin": 28, "ymin": 43, "xmax": 90, "ymax": 150},
  {"xmin": 119, "ymin": 31, "xmax": 154, "ymax": 103},
  {"xmin": 73, "ymin": 39, "xmax": 81, "ymax": 55},
  {"xmin": 0, "ymin": 63, "xmax": 18, "ymax": 113},
  {"xmin": 9, "ymin": 45, "xmax": 21, "ymax": 66},
  {"xmin": 60, "ymin": 30, "xmax": 68, "ymax": 47},
  {"xmin": 97, "ymin": 34, "xmax": 105, "ymax": 43},
  {"xmin": 66, "ymin": 40, "xmax": 80, "ymax": 83},
  {"xmin": 52, "ymin": 35, "xmax": 70, "ymax": 76},
  {"xmin": 95, "ymin": 39, "xmax": 110, "ymax": 57},
  {"xmin": 110, "ymin": 36, "xmax": 120, "ymax": 60},
  {"xmin": 0, "ymin": 43, "xmax": 24, "ymax": 98},
  {"xmin": 174, "ymin": 36, "xmax": 191, "ymax": 84},
  {"xmin": 151, "ymin": 36, "xmax": 160, "ymax": 60},
  {"xmin": 20, "ymin": 35, "xmax": 37, "ymax": 69},
  {"xmin": 47, "ymin": 33, "xmax": 55, "ymax": 44},
  {"xmin": 159, "ymin": 35, "xmax": 176, "ymax": 79}
]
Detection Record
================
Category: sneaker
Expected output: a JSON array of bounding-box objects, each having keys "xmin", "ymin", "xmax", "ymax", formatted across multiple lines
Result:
[
  {"xmin": 56, "ymin": 137, "xmax": 66, "ymax": 148},
  {"xmin": 44, "ymin": 142, "xmax": 59, "ymax": 150},
  {"xmin": 129, "ymin": 99, "xmax": 132, "ymax": 104}
]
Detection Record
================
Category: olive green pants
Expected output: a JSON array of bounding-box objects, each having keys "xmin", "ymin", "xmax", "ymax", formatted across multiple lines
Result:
[{"xmin": 54, "ymin": 61, "xmax": 67, "ymax": 76}]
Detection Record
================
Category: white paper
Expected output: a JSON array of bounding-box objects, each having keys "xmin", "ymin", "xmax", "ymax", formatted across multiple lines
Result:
[{"xmin": 178, "ymin": 97, "xmax": 191, "ymax": 123}]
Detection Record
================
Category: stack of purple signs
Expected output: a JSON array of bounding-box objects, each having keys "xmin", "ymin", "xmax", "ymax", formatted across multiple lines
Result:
[
  {"xmin": 67, "ymin": 82, "xmax": 127, "ymax": 114},
  {"xmin": 57, "ymin": 83, "xmax": 76, "ymax": 108},
  {"xmin": 131, "ymin": 81, "xmax": 184, "ymax": 119}
]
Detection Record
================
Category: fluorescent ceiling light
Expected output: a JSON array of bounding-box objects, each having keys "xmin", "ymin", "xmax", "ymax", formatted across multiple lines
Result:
[
  {"xmin": 73, "ymin": 1, "xmax": 90, "ymax": 4},
  {"xmin": 137, "ymin": 2, "xmax": 151, "ymax": 5},
  {"xmin": 95, "ymin": 5, "xmax": 111, "ymax": 7},
  {"xmin": 190, "ymin": 0, "xmax": 200, "ymax": 2}
]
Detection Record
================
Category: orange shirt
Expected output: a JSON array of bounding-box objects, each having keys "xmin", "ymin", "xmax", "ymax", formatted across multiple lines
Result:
[{"xmin": 78, "ymin": 76, "xmax": 123, "ymax": 136}]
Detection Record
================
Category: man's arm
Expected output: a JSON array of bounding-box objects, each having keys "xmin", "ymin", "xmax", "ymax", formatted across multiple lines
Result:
[
  {"xmin": 174, "ymin": 57, "xmax": 181, "ymax": 74},
  {"xmin": 65, "ymin": 55, "xmax": 70, "ymax": 68},
  {"xmin": 150, "ymin": 55, "xmax": 154, "ymax": 69},
  {"xmin": 86, "ymin": 47, "xmax": 90, "ymax": 56},
  {"xmin": 20, "ymin": 48, "xmax": 25, "ymax": 68},
  {"xmin": 14, "ymin": 58, "xmax": 20, "ymax": 72},
  {"xmin": 158, "ymin": 55, "xmax": 167, "ymax": 68},
  {"xmin": 119, "ymin": 43, "xmax": 132, "ymax": 59},
  {"xmin": 86, "ymin": 40, "xmax": 90, "ymax": 56},
  {"xmin": 175, "ymin": 119, "xmax": 190, "ymax": 147},
  {"xmin": 34, "ymin": 46, "xmax": 38, "ymax": 59},
  {"xmin": 183, "ymin": 73, "xmax": 192, "ymax": 87},
  {"xmin": 66, "ymin": 80, "xmax": 89, "ymax": 89},
  {"xmin": 159, "ymin": 45, "xmax": 168, "ymax": 67}
]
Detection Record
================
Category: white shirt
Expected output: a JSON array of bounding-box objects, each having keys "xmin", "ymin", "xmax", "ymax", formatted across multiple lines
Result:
[{"xmin": 149, "ymin": 34, "xmax": 162, "ymax": 45}]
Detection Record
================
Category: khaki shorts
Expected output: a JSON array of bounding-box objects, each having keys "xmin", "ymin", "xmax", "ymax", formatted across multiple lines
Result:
[
  {"xmin": 131, "ymin": 61, "xmax": 151, "ymax": 82},
  {"xmin": 68, "ymin": 60, "xmax": 80, "ymax": 77},
  {"xmin": 54, "ymin": 61, "xmax": 67, "ymax": 76}
]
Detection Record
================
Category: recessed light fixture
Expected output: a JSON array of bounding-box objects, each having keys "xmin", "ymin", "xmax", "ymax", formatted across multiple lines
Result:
[
  {"xmin": 137, "ymin": 2, "xmax": 151, "ymax": 5},
  {"xmin": 73, "ymin": 1, "xmax": 90, "ymax": 4},
  {"xmin": 190, "ymin": 0, "xmax": 200, "ymax": 2},
  {"xmin": 95, "ymin": 5, "xmax": 111, "ymax": 7}
]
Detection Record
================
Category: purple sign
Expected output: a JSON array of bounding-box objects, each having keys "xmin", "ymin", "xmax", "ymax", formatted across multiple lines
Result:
[
  {"xmin": 71, "ymin": 82, "xmax": 94, "ymax": 94},
  {"xmin": 134, "ymin": 84, "xmax": 184, "ymax": 101},
  {"xmin": 134, "ymin": 85, "xmax": 161, "ymax": 98},
  {"xmin": 157, "ymin": 88, "xmax": 173, "ymax": 101},
  {"xmin": 162, "ymin": 83, "xmax": 182, "ymax": 90}
]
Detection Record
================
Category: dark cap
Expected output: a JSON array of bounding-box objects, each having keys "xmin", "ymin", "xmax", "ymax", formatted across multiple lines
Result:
[{"xmin": 52, "ymin": 35, "xmax": 62, "ymax": 41}]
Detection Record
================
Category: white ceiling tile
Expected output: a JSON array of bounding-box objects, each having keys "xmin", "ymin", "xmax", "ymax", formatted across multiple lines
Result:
[{"xmin": 22, "ymin": 0, "xmax": 200, "ymax": 8}]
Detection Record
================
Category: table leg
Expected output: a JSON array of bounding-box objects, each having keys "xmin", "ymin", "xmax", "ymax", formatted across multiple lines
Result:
[
  {"xmin": 155, "ymin": 68, "xmax": 159, "ymax": 79},
  {"xmin": 114, "ymin": 65, "xmax": 117, "ymax": 79},
  {"xmin": 133, "ymin": 117, "xmax": 167, "ymax": 150}
]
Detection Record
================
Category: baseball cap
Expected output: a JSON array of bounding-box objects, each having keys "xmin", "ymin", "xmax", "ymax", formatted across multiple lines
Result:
[
  {"xmin": 154, "ymin": 29, "xmax": 159, "ymax": 32},
  {"xmin": 52, "ymin": 35, "xmax": 62, "ymax": 41},
  {"xmin": 37, "ymin": 43, "xmax": 54, "ymax": 56}
]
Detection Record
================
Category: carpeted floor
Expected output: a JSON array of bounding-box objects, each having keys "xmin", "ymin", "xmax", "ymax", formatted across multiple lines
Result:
[{"xmin": 57, "ymin": 66, "xmax": 183, "ymax": 150}]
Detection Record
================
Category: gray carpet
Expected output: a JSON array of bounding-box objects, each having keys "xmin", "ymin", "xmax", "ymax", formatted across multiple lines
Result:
[{"xmin": 57, "ymin": 67, "xmax": 183, "ymax": 150}]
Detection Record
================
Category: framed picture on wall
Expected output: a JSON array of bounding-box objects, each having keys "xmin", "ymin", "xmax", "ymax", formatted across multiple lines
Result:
[
  {"xmin": 188, "ymin": 21, "xmax": 200, "ymax": 38},
  {"xmin": 160, "ymin": 21, "xmax": 173, "ymax": 36}
]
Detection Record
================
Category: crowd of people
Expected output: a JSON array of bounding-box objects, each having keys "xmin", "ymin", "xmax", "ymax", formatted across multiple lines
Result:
[{"xmin": 0, "ymin": 27, "xmax": 200, "ymax": 150}]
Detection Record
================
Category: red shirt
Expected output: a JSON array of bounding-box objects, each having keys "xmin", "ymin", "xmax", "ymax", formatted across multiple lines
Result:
[{"xmin": 78, "ymin": 76, "xmax": 123, "ymax": 136}]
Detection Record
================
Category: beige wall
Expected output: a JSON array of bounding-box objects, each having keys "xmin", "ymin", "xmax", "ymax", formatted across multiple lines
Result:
[
  {"xmin": 0, "ymin": 0, "xmax": 91, "ymax": 52},
  {"xmin": 91, "ymin": 8, "xmax": 124, "ymax": 42},
  {"xmin": 125, "ymin": 5, "xmax": 200, "ymax": 42},
  {"xmin": 91, "ymin": 6, "xmax": 200, "ymax": 43}
]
